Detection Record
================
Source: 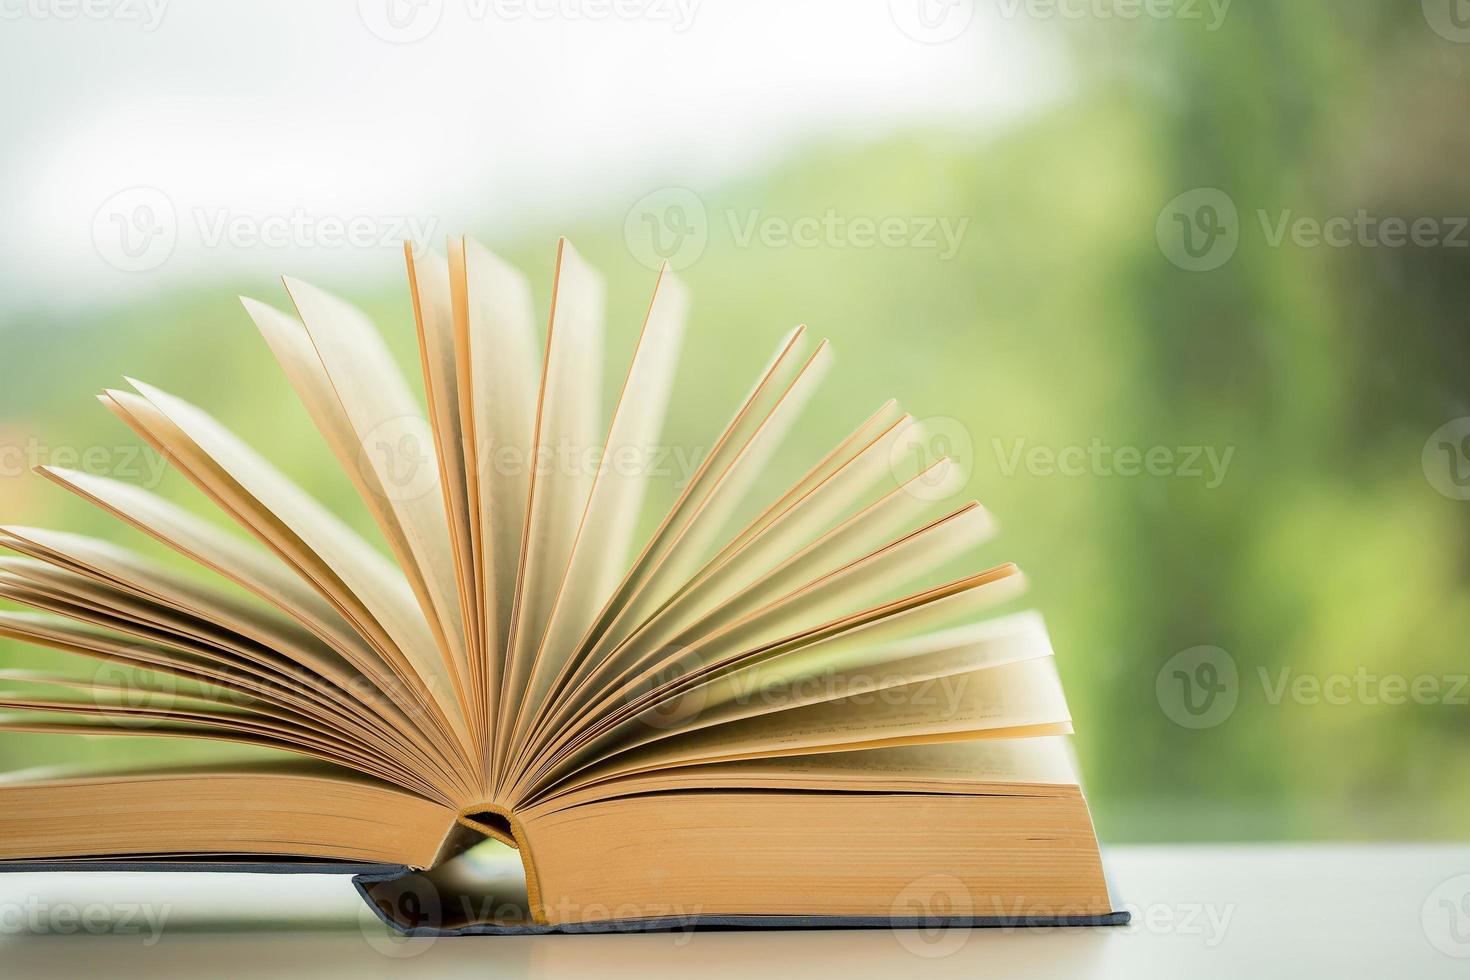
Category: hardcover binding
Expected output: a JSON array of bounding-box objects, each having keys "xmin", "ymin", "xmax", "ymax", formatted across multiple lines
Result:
[
  {"xmin": 353, "ymin": 864, "xmax": 1132, "ymax": 934},
  {"xmin": 0, "ymin": 862, "xmax": 1131, "ymax": 935}
]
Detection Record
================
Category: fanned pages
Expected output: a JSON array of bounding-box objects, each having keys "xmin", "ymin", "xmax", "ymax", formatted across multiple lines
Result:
[{"xmin": 0, "ymin": 236, "xmax": 1122, "ymax": 933}]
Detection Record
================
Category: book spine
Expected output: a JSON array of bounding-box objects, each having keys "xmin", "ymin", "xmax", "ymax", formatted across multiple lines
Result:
[{"xmin": 454, "ymin": 804, "xmax": 548, "ymax": 923}]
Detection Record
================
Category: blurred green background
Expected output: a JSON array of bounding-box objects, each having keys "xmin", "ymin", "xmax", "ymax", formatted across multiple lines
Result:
[{"xmin": 1, "ymin": 3, "xmax": 1467, "ymax": 842}]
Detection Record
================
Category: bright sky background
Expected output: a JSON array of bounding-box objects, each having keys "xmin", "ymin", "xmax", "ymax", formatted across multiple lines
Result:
[{"xmin": 0, "ymin": 0, "xmax": 1065, "ymax": 311}]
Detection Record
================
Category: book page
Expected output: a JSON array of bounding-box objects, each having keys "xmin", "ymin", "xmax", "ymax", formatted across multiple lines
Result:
[
  {"xmin": 592, "ymin": 457, "xmax": 975, "ymax": 702},
  {"xmin": 35, "ymin": 467, "xmax": 383, "ymax": 676},
  {"xmin": 512, "ymin": 561, "xmax": 1023, "ymax": 799},
  {"xmin": 542, "ymin": 502, "xmax": 997, "ymax": 767},
  {"xmin": 0, "ymin": 558, "xmax": 432, "ymax": 763},
  {"xmin": 405, "ymin": 248, "xmax": 484, "ymax": 732},
  {"xmin": 621, "ymin": 405, "xmax": 920, "ymax": 652},
  {"xmin": 530, "ymin": 737, "xmax": 1082, "ymax": 812},
  {"xmin": 0, "ymin": 609, "xmax": 466, "ymax": 804},
  {"xmin": 543, "ymin": 657, "xmax": 1073, "ymax": 794},
  {"xmin": 99, "ymin": 384, "xmax": 473, "ymax": 763},
  {"xmin": 495, "ymin": 240, "xmax": 604, "ymax": 780},
  {"xmin": 0, "ymin": 764, "xmax": 453, "ymax": 867},
  {"xmin": 0, "ymin": 527, "xmax": 347, "ymax": 682},
  {"xmin": 527, "ymin": 608, "xmax": 1056, "ymax": 799},
  {"xmin": 660, "ymin": 737, "xmax": 1081, "ymax": 786},
  {"xmin": 508, "ymin": 267, "xmax": 688, "ymax": 774},
  {"xmin": 531, "ymin": 411, "xmax": 933, "ymax": 744},
  {"xmin": 452, "ymin": 237, "xmax": 541, "ymax": 739},
  {"xmin": 589, "ymin": 611, "xmax": 1057, "ymax": 767},
  {"xmin": 695, "ymin": 400, "xmax": 909, "ymax": 573},
  {"xmin": 250, "ymin": 280, "xmax": 472, "ymax": 728},
  {"xmin": 513, "ymin": 400, "xmax": 918, "ymax": 767},
  {"xmin": 560, "ymin": 326, "xmax": 819, "ymax": 692}
]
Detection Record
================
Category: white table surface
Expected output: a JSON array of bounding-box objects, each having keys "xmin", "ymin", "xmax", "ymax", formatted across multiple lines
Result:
[{"xmin": 1, "ymin": 844, "xmax": 1465, "ymax": 978}]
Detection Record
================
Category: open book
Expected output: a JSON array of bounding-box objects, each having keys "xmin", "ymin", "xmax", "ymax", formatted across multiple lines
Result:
[{"xmin": 0, "ymin": 239, "xmax": 1124, "ymax": 934}]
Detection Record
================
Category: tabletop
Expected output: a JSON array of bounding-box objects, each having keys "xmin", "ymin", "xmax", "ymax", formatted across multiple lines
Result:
[{"xmin": 1, "ymin": 844, "xmax": 1465, "ymax": 977}]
